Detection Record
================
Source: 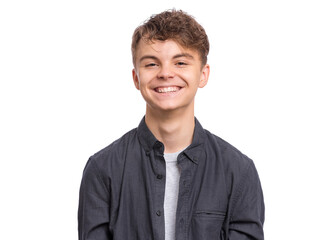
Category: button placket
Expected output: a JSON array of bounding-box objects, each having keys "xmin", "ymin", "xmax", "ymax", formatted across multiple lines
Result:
[
  {"xmin": 176, "ymin": 157, "xmax": 196, "ymax": 240},
  {"xmin": 152, "ymin": 141, "xmax": 166, "ymax": 240}
]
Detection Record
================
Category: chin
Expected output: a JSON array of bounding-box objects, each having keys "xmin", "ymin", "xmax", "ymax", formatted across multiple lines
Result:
[
  {"xmin": 146, "ymin": 98, "xmax": 191, "ymax": 113},
  {"xmin": 157, "ymin": 106, "xmax": 179, "ymax": 112},
  {"xmin": 157, "ymin": 103, "xmax": 190, "ymax": 113}
]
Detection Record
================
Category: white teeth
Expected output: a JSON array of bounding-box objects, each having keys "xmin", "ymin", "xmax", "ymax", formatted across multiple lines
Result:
[{"xmin": 156, "ymin": 87, "xmax": 179, "ymax": 93}]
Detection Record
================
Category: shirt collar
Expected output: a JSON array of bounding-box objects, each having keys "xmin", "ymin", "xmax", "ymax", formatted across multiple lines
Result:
[{"xmin": 137, "ymin": 116, "xmax": 206, "ymax": 164}]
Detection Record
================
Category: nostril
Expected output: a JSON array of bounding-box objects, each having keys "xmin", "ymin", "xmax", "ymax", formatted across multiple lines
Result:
[{"xmin": 157, "ymin": 68, "xmax": 175, "ymax": 79}]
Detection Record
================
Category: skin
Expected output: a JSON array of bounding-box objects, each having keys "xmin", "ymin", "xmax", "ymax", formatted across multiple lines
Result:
[{"xmin": 132, "ymin": 39, "xmax": 210, "ymax": 153}]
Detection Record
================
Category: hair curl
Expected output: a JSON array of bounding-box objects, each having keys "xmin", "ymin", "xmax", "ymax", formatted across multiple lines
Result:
[{"xmin": 131, "ymin": 9, "xmax": 209, "ymax": 67}]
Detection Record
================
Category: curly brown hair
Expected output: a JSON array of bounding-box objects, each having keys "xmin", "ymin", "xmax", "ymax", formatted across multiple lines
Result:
[{"xmin": 131, "ymin": 9, "xmax": 210, "ymax": 67}]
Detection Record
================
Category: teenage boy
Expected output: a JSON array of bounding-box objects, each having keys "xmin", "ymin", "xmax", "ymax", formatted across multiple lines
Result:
[{"xmin": 78, "ymin": 9, "xmax": 265, "ymax": 240}]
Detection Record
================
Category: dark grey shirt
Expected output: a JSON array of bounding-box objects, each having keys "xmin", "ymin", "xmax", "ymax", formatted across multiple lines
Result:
[{"xmin": 78, "ymin": 117, "xmax": 265, "ymax": 240}]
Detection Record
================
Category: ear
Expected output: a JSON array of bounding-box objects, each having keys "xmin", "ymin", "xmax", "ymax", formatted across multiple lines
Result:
[
  {"xmin": 132, "ymin": 68, "xmax": 140, "ymax": 90},
  {"xmin": 198, "ymin": 64, "xmax": 210, "ymax": 88}
]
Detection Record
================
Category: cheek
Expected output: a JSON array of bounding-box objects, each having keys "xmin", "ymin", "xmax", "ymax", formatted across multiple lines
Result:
[
  {"xmin": 186, "ymin": 73, "xmax": 202, "ymax": 88},
  {"xmin": 137, "ymin": 71, "xmax": 154, "ymax": 85}
]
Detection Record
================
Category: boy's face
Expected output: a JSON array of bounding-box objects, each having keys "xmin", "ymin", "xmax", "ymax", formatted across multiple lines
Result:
[{"xmin": 132, "ymin": 39, "xmax": 209, "ymax": 113}]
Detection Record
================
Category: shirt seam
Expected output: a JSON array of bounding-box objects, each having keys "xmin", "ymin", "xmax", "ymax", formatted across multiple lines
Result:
[
  {"xmin": 89, "ymin": 157, "xmax": 110, "ymax": 198},
  {"xmin": 229, "ymin": 159, "xmax": 252, "ymax": 221}
]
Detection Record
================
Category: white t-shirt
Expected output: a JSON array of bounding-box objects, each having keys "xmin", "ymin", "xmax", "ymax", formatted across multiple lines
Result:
[{"xmin": 163, "ymin": 150, "xmax": 183, "ymax": 240}]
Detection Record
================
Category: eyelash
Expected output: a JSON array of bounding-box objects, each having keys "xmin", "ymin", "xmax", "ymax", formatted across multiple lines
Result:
[
  {"xmin": 144, "ymin": 62, "xmax": 188, "ymax": 67},
  {"xmin": 176, "ymin": 62, "xmax": 187, "ymax": 66},
  {"xmin": 145, "ymin": 63, "xmax": 157, "ymax": 67}
]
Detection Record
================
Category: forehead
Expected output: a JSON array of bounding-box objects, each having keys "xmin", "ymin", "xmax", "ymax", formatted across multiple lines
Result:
[{"xmin": 135, "ymin": 39, "xmax": 200, "ymax": 60}]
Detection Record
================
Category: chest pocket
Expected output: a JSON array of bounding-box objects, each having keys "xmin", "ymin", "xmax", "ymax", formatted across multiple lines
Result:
[{"xmin": 190, "ymin": 210, "xmax": 226, "ymax": 240}]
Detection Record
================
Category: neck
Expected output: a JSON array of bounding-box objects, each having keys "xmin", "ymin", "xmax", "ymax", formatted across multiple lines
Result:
[{"xmin": 145, "ymin": 106, "xmax": 195, "ymax": 153}]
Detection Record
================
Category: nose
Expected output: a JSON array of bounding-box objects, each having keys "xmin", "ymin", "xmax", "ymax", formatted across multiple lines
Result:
[{"xmin": 157, "ymin": 64, "xmax": 175, "ymax": 80}]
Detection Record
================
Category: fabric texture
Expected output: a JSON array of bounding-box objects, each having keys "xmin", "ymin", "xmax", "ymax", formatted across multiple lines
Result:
[
  {"xmin": 163, "ymin": 150, "xmax": 183, "ymax": 240},
  {"xmin": 78, "ymin": 117, "xmax": 265, "ymax": 240}
]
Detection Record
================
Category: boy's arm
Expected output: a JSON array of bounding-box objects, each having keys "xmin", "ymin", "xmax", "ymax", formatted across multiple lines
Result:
[
  {"xmin": 228, "ymin": 161, "xmax": 265, "ymax": 240},
  {"xmin": 78, "ymin": 158, "xmax": 112, "ymax": 240}
]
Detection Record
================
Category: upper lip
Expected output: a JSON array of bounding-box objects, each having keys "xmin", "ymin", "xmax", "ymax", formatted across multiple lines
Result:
[{"xmin": 153, "ymin": 85, "xmax": 182, "ymax": 89}]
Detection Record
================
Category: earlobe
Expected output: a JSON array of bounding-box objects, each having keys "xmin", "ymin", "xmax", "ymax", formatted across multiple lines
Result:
[{"xmin": 132, "ymin": 69, "xmax": 140, "ymax": 90}]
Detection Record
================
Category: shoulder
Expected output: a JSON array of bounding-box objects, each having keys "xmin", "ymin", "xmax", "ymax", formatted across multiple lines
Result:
[
  {"xmin": 203, "ymin": 129, "xmax": 254, "ymax": 176},
  {"xmin": 202, "ymin": 129, "xmax": 262, "ymax": 198},
  {"xmin": 85, "ymin": 127, "xmax": 138, "ymax": 173}
]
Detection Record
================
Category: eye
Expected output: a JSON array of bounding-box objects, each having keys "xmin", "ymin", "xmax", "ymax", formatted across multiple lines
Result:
[
  {"xmin": 145, "ymin": 63, "xmax": 158, "ymax": 67},
  {"xmin": 176, "ymin": 61, "xmax": 187, "ymax": 66}
]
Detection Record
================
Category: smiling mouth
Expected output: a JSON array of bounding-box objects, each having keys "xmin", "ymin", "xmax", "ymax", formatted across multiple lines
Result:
[{"xmin": 154, "ymin": 86, "xmax": 181, "ymax": 93}]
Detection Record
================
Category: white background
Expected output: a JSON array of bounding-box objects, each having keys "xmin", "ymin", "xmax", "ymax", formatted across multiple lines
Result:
[{"xmin": 1, "ymin": 0, "xmax": 335, "ymax": 239}]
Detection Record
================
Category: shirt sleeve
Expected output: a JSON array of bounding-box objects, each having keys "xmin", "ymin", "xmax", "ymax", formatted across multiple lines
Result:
[
  {"xmin": 228, "ymin": 161, "xmax": 265, "ymax": 240},
  {"xmin": 78, "ymin": 158, "xmax": 112, "ymax": 240}
]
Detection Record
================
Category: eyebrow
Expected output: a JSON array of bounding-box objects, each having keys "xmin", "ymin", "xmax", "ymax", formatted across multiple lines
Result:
[
  {"xmin": 139, "ymin": 53, "xmax": 195, "ymax": 63},
  {"xmin": 173, "ymin": 53, "xmax": 194, "ymax": 59},
  {"xmin": 139, "ymin": 55, "xmax": 159, "ymax": 62}
]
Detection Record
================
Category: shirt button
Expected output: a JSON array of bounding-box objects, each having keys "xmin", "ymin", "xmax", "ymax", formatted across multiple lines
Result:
[
  {"xmin": 156, "ymin": 210, "xmax": 161, "ymax": 216},
  {"xmin": 157, "ymin": 174, "xmax": 163, "ymax": 179}
]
